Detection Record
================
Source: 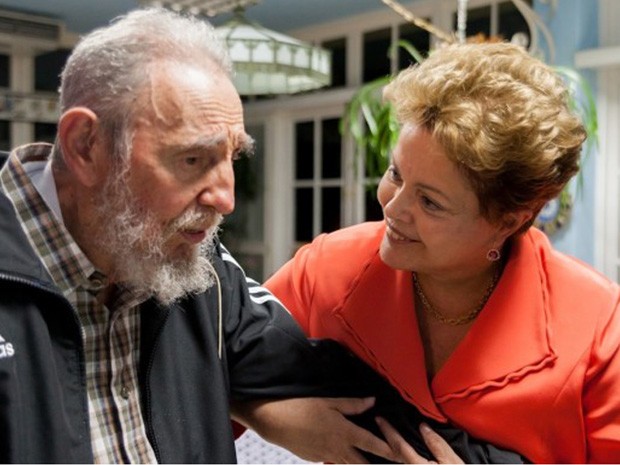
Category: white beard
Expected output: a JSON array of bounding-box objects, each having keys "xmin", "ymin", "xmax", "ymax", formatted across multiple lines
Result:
[{"xmin": 94, "ymin": 169, "xmax": 222, "ymax": 305}]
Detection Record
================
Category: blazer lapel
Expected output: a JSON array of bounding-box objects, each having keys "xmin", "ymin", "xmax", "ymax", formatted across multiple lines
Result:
[
  {"xmin": 432, "ymin": 232, "xmax": 557, "ymax": 402},
  {"xmin": 333, "ymin": 252, "xmax": 446, "ymax": 421}
]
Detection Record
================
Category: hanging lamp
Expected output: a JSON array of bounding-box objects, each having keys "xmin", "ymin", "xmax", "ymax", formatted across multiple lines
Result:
[
  {"xmin": 139, "ymin": 0, "xmax": 332, "ymax": 95},
  {"xmin": 215, "ymin": 8, "xmax": 331, "ymax": 96}
]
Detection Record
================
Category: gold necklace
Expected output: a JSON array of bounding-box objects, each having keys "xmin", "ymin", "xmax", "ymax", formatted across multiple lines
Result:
[{"xmin": 412, "ymin": 268, "xmax": 501, "ymax": 326}]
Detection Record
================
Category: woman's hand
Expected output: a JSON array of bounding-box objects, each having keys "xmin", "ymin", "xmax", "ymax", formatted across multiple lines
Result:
[
  {"xmin": 376, "ymin": 417, "xmax": 465, "ymax": 464},
  {"xmin": 231, "ymin": 397, "xmax": 398, "ymax": 464}
]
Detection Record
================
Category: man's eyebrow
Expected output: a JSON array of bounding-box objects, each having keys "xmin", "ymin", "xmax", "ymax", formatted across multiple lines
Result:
[
  {"xmin": 167, "ymin": 136, "xmax": 227, "ymax": 155},
  {"xmin": 238, "ymin": 133, "xmax": 255, "ymax": 156}
]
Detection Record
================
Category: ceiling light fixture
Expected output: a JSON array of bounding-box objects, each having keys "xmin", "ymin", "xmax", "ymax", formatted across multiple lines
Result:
[{"xmin": 139, "ymin": 0, "xmax": 332, "ymax": 96}]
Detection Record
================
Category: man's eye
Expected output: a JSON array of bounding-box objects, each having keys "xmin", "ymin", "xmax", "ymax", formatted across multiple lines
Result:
[{"xmin": 184, "ymin": 156, "xmax": 199, "ymax": 166}]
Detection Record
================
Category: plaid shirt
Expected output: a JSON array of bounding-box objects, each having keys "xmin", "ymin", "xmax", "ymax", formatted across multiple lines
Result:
[{"xmin": 0, "ymin": 144, "xmax": 158, "ymax": 463}]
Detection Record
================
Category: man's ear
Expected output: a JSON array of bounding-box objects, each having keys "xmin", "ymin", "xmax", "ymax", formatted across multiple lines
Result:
[{"xmin": 57, "ymin": 107, "xmax": 105, "ymax": 187}]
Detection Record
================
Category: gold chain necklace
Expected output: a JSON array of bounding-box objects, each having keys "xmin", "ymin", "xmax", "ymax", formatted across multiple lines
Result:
[{"xmin": 412, "ymin": 268, "xmax": 501, "ymax": 326}]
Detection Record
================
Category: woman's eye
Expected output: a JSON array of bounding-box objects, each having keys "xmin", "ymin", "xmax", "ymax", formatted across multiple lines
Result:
[
  {"xmin": 421, "ymin": 195, "xmax": 442, "ymax": 211},
  {"xmin": 387, "ymin": 165, "xmax": 401, "ymax": 182}
]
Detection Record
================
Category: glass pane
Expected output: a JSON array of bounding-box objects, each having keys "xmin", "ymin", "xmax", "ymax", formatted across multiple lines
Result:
[
  {"xmin": 454, "ymin": 6, "xmax": 491, "ymax": 40},
  {"xmin": 321, "ymin": 118, "xmax": 341, "ymax": 179},
  {"xmin": 321, "ymin": 187, "xmax": 341, "ymax": 233},
  {"xmin": 0, "ymin": 54, "xmax": 9, "ymax": 88},
  {"xmin": 35, "ymin": 49, "xmax": 70, "ymax": 92},
  {"xmin": 295, "ymin": 121, "xmax": 314, "ymax": 180},
  {"xmin": 398, "ymin": 22, "xmax": 430, "ymax": 70},
  {"xmin": 363, "ymin": 27, "xmax": 391, "ymax": 83},
  {"xmin": 0, "ymin": 120, "xmax": 10, "ymax": 152},
  {"xmin": 221, "ymin": 123, "xmax": 265, "ymax": 242},
  {"xmin": 34, "ymin": 122, "xmax": 57, "ymax": 143},
  {"xmin": 365, "ymin": 185, "xmax": 384, "ymax": 221},
  {"xmin": 322, "ymin": 37, "xmax": 346, "ymax": 88},
  {"xmin": 295, "ymin": 187, "xmax": 313, "ymax": 242},
  {"xmin": 499, "ymin": 0, "xmax": 531, "ymax": 43}
]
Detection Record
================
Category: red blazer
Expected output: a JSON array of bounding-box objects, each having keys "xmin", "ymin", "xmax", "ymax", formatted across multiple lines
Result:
[{"xmin": 266, "ymin": 222, "xmax": 620, "ymax": 463}]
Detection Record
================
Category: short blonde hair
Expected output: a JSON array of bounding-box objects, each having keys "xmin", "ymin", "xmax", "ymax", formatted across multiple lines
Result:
[{"xmin": 384, "ymin": 42, "xmax": 586, "ymax": 232}]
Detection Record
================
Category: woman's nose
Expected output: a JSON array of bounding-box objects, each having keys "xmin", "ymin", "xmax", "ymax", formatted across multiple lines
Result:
[{"xmin": 383, "ymin": 187, "xmax": 412, "ymax": 223}]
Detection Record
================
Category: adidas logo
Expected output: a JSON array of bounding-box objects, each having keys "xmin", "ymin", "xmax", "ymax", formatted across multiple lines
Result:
[{"xmin": 0, "ymin": 334, "xmax": 14, "ymax": 359}]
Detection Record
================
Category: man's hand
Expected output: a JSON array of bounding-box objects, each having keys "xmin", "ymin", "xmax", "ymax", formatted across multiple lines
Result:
[
  {"xmin": 376, "ymin": 417, "xmax": 464, "ymax": 464},
  {"xmin": 231, "ymin": 397, "xmax": 398, "ymax": 463}
]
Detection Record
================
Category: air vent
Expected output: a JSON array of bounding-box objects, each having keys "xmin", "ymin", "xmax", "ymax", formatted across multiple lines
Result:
[{"xmin": 0, "ymin": 9, "xmax": 61, "ymax": 41}]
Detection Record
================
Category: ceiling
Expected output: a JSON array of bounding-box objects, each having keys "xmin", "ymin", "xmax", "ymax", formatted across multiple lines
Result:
[{"xmin": 0, "ymin": 0, "xmax": 386, "ymax": 35}]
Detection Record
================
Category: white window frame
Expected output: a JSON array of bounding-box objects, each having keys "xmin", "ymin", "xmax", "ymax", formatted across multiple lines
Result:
[{"xmin": 577, "ymin": 0, "xmax": 620, "ymax": 282}]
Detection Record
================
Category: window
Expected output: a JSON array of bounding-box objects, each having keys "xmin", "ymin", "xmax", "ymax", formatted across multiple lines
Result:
[
  {"xmin": 294, "ymin": 117, "xmax": 343, "ymax": 244},
  {"xmin": 498, "ymin": 1, "xmax": 531, "ymax": 42},
  {"xmin": 398, "ymin": 22, "xmax": 431, "ymax": 70},
  {"xmin": 34, "ymin": 122, "xmax": 56, "ymax": 143},
  {"xmin": 35, "ymin": 49, "xmax": 71, "ymax": 92},
  {"xmin": 365, "ymin": 187, "xmax": 383, "ymax": 221},
  {"xmin": 363, "ymin": 27, "xmax": 391, "ymax": 82},
  {"xmin": 458, "ymin": 5, "xmax": 492, "ymax": 39},
  {"xmin": 0, "ymin": 54, "xmax": 9, "ymax": 88},
  {"xmin": 220, "ymin": 123, "xmax": 266, "ymax": 280},
  {"xmin": 0, "ymin": 120, "xmax": 10, "ymax": 151},
  {"xmin": 452, "ymin": 0, "xmax": 532, "ymax": 42},
  {"xmin": 323, "ymin": 37, "xmax": 347, "ymax": 88}
]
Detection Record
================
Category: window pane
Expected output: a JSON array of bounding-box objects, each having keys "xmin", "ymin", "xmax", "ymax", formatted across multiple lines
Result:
[
  {"xmin": 321, "ymin": 187, "xmax": 341, "ymax": 233},
  {"xmin": 233, "ymin": 253, "xmax": 264, "ymax": 282},
  {"xmin": 0, "ymin": 54, "xmax": 9, "ymax": 88},
  {"xmin": 363, "ymin": 27, "xmax": 391, "ymax": 83},
  {"xmin": 454, "ymin": 6, "xmax": 491, "ymax": 39},
  {"xmin": 321, "ymin": 118, "xmax": 341, "ymax": 178},
  {"xmin": 34, "ymin": 122, "xmax": 56, "ymax": 143},
  {"xmin": 222, "ymin": 124, "xmax": 265, "ymax": 242},
  {"xmin": 365, "ymin": 186, "xmax": 383, "ymax": 221},
  {"xmin": 323, "ymin": 37, "xmax": 346, "ymax": 88},
  {"xmin": 35, "ymin": 49, "xmax": 70, "ymax": 92},
  {"xmin": 295, "ymin": 121, "xmax": 314, "ymax": 180},
  {"xmin": 499, "ymin": 0, "xmax": 531, "ymax": 43},
  {"xmin": 295, "ymin": 187, "xmax": 313, "ymax": 242},
  {"xmin": 0, "ymin": 120, "xmax": 10, "ymax": 151},
  {"xmin": 398, "ymin": 22, "xmax": 430, "ymax": 70}
]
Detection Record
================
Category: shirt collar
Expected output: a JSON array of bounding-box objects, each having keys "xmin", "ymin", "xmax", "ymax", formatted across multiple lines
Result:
[{"xmin": 1, "ymin": 143, "xmax": 105, "ymax": 297}]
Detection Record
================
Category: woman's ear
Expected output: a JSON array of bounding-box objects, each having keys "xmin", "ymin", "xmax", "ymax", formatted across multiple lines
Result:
[
  {"xmin": 497, "ymin": 209, "xmax": 535, "ymax": 242},
  {"xmin": 57, "ymin": 107, "xmax": 105, "ymax": 187}
]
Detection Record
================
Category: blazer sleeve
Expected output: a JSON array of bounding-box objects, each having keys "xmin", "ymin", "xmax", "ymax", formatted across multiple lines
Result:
[
  {"xmin": 583, "ymin": 289, "xmax": 620, "ymax": 462},
  {"xmin": 264, "ymin": 240, "xmax": 318, "ymax": 335}
]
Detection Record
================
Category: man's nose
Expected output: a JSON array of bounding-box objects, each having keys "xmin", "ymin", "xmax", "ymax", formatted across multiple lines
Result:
[{"xmin": 197, "ymin": 162, "xmax": 235, "ymax": 215}]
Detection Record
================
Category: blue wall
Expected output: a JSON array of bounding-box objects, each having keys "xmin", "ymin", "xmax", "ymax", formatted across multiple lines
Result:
[{"xmin": 535, "ymin": 0, "xmax": 599, "ymax": 265}]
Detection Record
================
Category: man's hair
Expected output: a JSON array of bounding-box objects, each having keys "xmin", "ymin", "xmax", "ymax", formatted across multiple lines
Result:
[
  {"xmin": 52, "ymin": 7, "xmax": 232, "ymax": 168},
  {"xmin": 384, "ymin": 42, "xmax": 586, "ymax": 233}
]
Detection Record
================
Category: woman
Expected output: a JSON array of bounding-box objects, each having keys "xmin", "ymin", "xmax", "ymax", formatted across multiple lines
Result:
[{"xmin": 265, "ymin": 42, "xmax": 620, "ymax": 463}]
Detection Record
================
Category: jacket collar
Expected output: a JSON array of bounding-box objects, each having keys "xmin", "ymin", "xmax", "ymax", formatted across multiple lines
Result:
[
  {"xmin": 0, "ymin": 183, "xmax": 55, "ymax": 287},
  {"xmin": 335, "ymin": 229, "xmax": 556, "ymax": 421}
]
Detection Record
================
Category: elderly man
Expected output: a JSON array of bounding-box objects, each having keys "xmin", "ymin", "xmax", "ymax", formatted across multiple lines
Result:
[{"xmin": 0, "ymin": 7, "xmax": 401, "ymax": 463}]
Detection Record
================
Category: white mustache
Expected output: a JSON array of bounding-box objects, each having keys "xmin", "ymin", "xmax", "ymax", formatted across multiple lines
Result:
[{"xmin": 166, "ymin": 208, "xmax": 223, "ymax": 237}]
